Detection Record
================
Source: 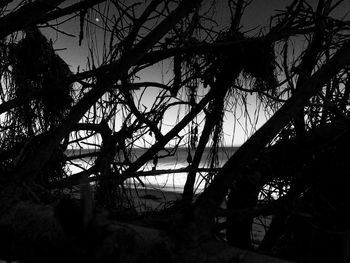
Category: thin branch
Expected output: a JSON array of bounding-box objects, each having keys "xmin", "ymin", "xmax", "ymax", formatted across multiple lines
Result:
[
  {"xmin": 194, "ymin": 40, "xmax": 350, "ymax": 235},
  {"xmin": 0, "ymin": 0, "xmax": 65, "ymax": 39}
]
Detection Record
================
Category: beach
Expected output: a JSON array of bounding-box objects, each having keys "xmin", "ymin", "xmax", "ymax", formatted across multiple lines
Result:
[
  {"xmin": 127, "ymin": 186, "xmax": 183, "ymax": 212},
  {"xmin": 126, "ymin": 186, "xmax": 270, "ymax": 246}
]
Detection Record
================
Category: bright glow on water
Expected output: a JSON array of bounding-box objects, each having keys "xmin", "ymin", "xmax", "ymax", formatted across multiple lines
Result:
[{"xmin": 66, "ymin": 147, "xmax": 238, "ymax": 193}]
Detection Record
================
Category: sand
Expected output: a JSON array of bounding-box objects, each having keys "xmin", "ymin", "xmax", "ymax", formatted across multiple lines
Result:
[{"xmin": 126, "ymin": 186, "xmax": 183, "ymax": 212}]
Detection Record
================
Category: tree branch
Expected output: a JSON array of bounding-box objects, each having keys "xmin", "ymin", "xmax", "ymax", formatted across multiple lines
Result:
[
  {"xmin": 194, "ymin": 40, "xmax": 350, "ymax": 235},
  {"xmin": 37, "ymin": 0, "xmax": 105, "ymax": 24},
  {"xmin": 121, "ymin": 90, "xmax": 213, "ymax": 182},
  {"xmin": 0, "ymin": 0, "xmax": 65, "ymax": 38},
  {"xmin": 13, "ymin": 0, "xmax": 205, "ymax": 183}
]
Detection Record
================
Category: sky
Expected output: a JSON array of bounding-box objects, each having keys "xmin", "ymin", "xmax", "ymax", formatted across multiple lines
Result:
[{"xmin": 44, "ymin": 0, "xmax": 350, "ymax": 146}]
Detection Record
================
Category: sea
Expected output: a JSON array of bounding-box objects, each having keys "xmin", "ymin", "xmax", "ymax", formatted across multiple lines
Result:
[{"xmin": 66, "ymin": 147, "xmax": 238, "ymax": 193}]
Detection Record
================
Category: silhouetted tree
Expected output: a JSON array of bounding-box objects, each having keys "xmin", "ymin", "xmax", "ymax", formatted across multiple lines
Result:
[{"xmin": 0, "ymin": 0, "xmax": 350, "ymax": 262}]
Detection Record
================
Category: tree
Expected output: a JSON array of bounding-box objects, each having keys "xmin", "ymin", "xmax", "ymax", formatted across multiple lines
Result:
[{"xmin": 0, "ymin": 0, "xmax": 350, "ymax": 262}]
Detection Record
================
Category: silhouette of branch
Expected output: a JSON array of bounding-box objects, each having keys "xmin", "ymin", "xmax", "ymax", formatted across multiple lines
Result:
[
  {"xmin": 194, "ymin": 40, "xmax": 350, "ymax": 235},
  {"xmin": 0, "ymin": 0, "xmax": 65, "ymax": 38}
]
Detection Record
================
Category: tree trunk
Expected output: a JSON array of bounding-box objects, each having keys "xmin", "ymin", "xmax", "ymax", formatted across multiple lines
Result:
[
  {"xmin": 193, "ymin": 41, "xmax": 350, "ymax": 237},
  {"xmin": 226, "ymin": 169, "xmax": 261, "ymax": 249}
]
